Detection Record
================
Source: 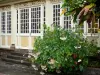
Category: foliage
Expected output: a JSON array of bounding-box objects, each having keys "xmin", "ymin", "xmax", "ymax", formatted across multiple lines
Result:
[
  {"xmin": 61, "ymin": 0, "xmax": 100, "ymax": 26},
  {"xmin": 33, "ymin": 26, "xmax": 97, "ymax": 73},
  {"xmin": 95, "ymin": 0, "xmax": 100, "ymax": 18},
  {"xmin": 88, "ymin": 40, "xmax": 98, "ymax": 56}
]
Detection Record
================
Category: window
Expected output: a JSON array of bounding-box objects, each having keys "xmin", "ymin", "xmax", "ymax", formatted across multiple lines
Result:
[
  {"xmin": 64, "ymin": 15, "xmax": 71, "ymax": 30},
  {"xmin": 64, "ymin": 8, "xmax": 72, "ymax": 30},
  {"xmin": 17, "ymin": 6, "xmax": 43, "ymax": 34},
  {"xmin": 20, "ymin": 8, "xmax": 29, "ymax": 33},
  {"xmin": 44, "ymin": 6, "xmax": 46, "ymax": 24},
  {"xmin": 31, "ymin": 7, "xmax": 41, "ymax": 33},
  {"xmin": 75, "ymin": 19, "xmax": 99, "ymax": 33},
  {"xmin": 7, "ymin": 11, "xmax": 11, "ymax": 33},
  {"xmin": 1, "ymin": 11, "xmax": 11, "ymax": 34},
  {"xmin": 76, "ymin": 19, "xmax": 84, "ymax": 33},
  {"xmin": 52, "ymin": 4, "xmax": 99, "ymax": 34},
  {"xmin": 88, "ymin": 20, "xmax": 99, "ymax": 33},
  {"xmin": 17, "ymin": 10, "xmax": 18, "ymax": 33},
  {"xmin": 1, "ymin": 12, "xmax": 6, "ymax": 33},
  {"xmin": 53, "ymin": 4, "xmax": 60, "ymax": 27}
]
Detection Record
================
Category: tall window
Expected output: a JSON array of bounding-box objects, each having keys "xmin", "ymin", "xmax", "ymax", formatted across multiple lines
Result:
[
  {"xmin": 44, "ymin": 6, "xmax": 46, "ymax": 24},
  {"xmin": 31, "ymin": 7, "xmax": 41, "ymax": 33},
  {"xmin": 53, "ymin": 4, "xmax": 60, "ymax": 27},
  {"xmin": 1, "ymin": 11, "xmax": 11, "ymax": 34},
  {"xmin": 1, "ymin": 12, "xmax": 6, "ymax": 33},
  {"xmin": 7, "ymin": 11, "xmax": 11, "ymax": 33},
  {"xmin": 20, "ymin": 8, "xmax": 29, "ymax": 33},
  {"xmin": 17, "ymin": 10, "xmax": 18, "ymax": 33},
  {"xmin": 88, "ymin": 20, "xmax": 99, "ymax": 33},
  {"xmin": 64, "ymin": 15, "xmax": 71, "ymax": 30},
  {"xmin": 64, "ymin": 7, "xmax": 72, "ymax": 30},
  {"xmin": 17, "ymin": 6, "xmax": 42, "ymax": 34}
]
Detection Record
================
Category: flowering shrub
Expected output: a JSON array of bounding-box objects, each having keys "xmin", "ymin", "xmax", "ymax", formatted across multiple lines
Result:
[{"xmin": 33, "ymin": 26, "xmax": 97, "ymax": 74}]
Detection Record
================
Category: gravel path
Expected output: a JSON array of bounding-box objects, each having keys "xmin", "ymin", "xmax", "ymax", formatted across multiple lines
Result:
[
  {"xmin": 1, "ymin": 60, "xmax": 100, "ymax": 75},
  {"xmin": 0, "ymin": 60, "xmax": 40, "ymax": 75}
]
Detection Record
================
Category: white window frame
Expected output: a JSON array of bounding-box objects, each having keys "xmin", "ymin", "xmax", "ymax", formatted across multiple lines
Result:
[
  {"xmin": 17, "ymin": 5, "xmax": 44, "ymax": 36},
  {"xmin": 1, "ymin": 12, "xmax": 6, "ymax": 34},
  {"xmin": 31, "ymin": 6, "xmax": 41, "ymax": 34},
  {"xmin": 7, "ymin": 11, "xmax": 11, "ymax": 34},
  {"xmin": 43, "ymin": 5, "xmax": 46, "ymax": 24},
  {"xmin": 53, "ymin": 3, "xmax": 60, "ymax": 27},
  {"xmin": 87, "ymin": 19, "xmax": 99, "ymax": 33},
  {"xmin": 75, "ymin": 20, "xmax": 99, "ymax": 36},
  {"xmin": 1, "ymin": 11, "xmax": 11, "ymax": 35},
  {"xmin": 52, "ymin": 3, "xmax": 73, "ymax": 29},
  {"xmin": 64, "ymin": 11, "xmax": 72, "ymax": 30},
  {"xmin": 20, "ymin": 8, "xmax": 29, "ymax": 34}
]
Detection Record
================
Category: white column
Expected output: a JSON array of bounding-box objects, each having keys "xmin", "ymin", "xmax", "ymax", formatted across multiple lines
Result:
[
  {"xmin": 71, "ymin": 18, "xmax": 75, "ymax": 32},
  {"xmin": 41, "ymin": 4, "xmax": 44, "ymax": 38},
  {"xmin": 18, "ymin": 8, "xmax": 21, "ymax": 48},
  {"xmin": 97, "ymin": 33, "xmax": 100, "ymax": 47},
  {"xmin": 11, "ymin": 5, "xmax": 17, "ymax": 46},
  {"xmin": 60, "ymin": 2, "xmax": 64, "ymax": 28},
  {"xmin": 97, "ymin": 19, "xmax": 100, "ymax": 47},
  {"xmin": 17, "ymin": 8, "xmax": 20, "ymax": 48},
  {"xmin": 29, "ymin": 8, "xmax": 31, "ymax": 49},
  {"xmin": 0, "ymin": 12, "xmax": 1, "ymax": 47},
  {"xmin": 5, "ymin": 11, "xmax": 7, "ymax": 47},
  {"xmin": 45, "ymin": 0, "xmax": 53, "ymax": 27},
  {"xmin": 84, "ymin": 21, "xmax": 87, "ymax": 38}
]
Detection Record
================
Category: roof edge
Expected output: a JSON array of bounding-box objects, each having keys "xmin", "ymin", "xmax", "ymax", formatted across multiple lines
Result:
[{"xmin": 0, "ymin": 0, "xmax": 41, "ymax": 7}]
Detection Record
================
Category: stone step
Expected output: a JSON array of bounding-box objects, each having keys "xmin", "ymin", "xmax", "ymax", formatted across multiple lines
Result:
[
  {"xmin": 7, "ymin": 55, "xmax": 27, "ymax": 60},
  {"xmin": 10, "ymin": 52, "xmax": 28, "ymax": 57},
  {"xmin": 2, "ymin": 58, "xmax": 31, "ymax": 66},
  {"xmin": 0, "ymin": 48, "xmax": 32, "ymax": 66},
  {"xmin": 0, "ymin": 48, "xmax": 15, "ymax": 51},
  {"xmin": 14, "ymin": 49, "xmax": 29, "ymax": 54}
]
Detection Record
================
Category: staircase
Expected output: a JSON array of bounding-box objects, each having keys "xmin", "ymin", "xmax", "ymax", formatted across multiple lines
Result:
[{"xmin": 0, "ymin": 48, "xmax": 31, "ymax": 66}]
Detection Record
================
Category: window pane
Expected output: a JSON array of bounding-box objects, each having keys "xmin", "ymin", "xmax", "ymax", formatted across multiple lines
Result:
[
  {"xmin": 7, "ymin": 11, "xmax": 11, "ymax": 33},
  {"xmin": 31, "ymin": 7, "xmax": 41, "ymax": 33},
  {"xmin": 1, "ymin": 12, "xmax": 6, "ymax": 33},
  {"xmin": 20, "ymin": 8, "xmax": 29, "ymax": 33},
  {"xmin": 64, "ymin": 8, "xmax": 72, "ymax": 30},
  {"xmin": 53, "ymin": 4, "xmax": 60, "ymax": 27}
]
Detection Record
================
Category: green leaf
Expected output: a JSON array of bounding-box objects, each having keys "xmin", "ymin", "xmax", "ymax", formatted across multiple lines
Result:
[{"xmin": 79, "ymin": 65, "xmax": 84, "ymax": 71}]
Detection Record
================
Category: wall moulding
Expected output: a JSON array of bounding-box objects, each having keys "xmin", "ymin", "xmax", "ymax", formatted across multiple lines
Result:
[
  {"xmin": 14, "ymin": 1, "xmax": 46, "ymax": 9},
  {"xmin": 50, "ymin": 0, "xmax": 62, "ymax": 3},
  {"xmin": 0, "ymin": 6, "xmax": 11, "ymax": 11}
]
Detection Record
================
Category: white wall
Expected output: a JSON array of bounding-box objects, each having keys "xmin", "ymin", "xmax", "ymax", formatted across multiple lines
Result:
[
  {"xmin": 45, "ymin": 0, "xmax": 53, "ymax": 26},
  {"xmin": 11, "ymin": 5, "xmax": 17, "ymax": 46}
]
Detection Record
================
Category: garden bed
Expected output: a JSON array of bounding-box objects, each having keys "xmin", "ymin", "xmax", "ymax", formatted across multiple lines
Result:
[{"xmin": 45, "ymin": 68, "xmax": 100, "ymax": 75}]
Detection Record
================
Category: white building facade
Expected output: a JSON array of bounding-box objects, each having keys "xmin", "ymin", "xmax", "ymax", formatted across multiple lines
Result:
[{"xmin": 0, "ymin": 0, "xmax": 99, "ymax": 49}]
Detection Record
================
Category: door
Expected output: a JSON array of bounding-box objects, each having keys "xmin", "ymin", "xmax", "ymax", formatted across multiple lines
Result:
[
  {"xmin": 0, "ymin": 11, "xmax": 11, "ymax": 48},
  {"xmin": 16, "ymin": 6, "xmax": 42, "ymax": 49}
]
